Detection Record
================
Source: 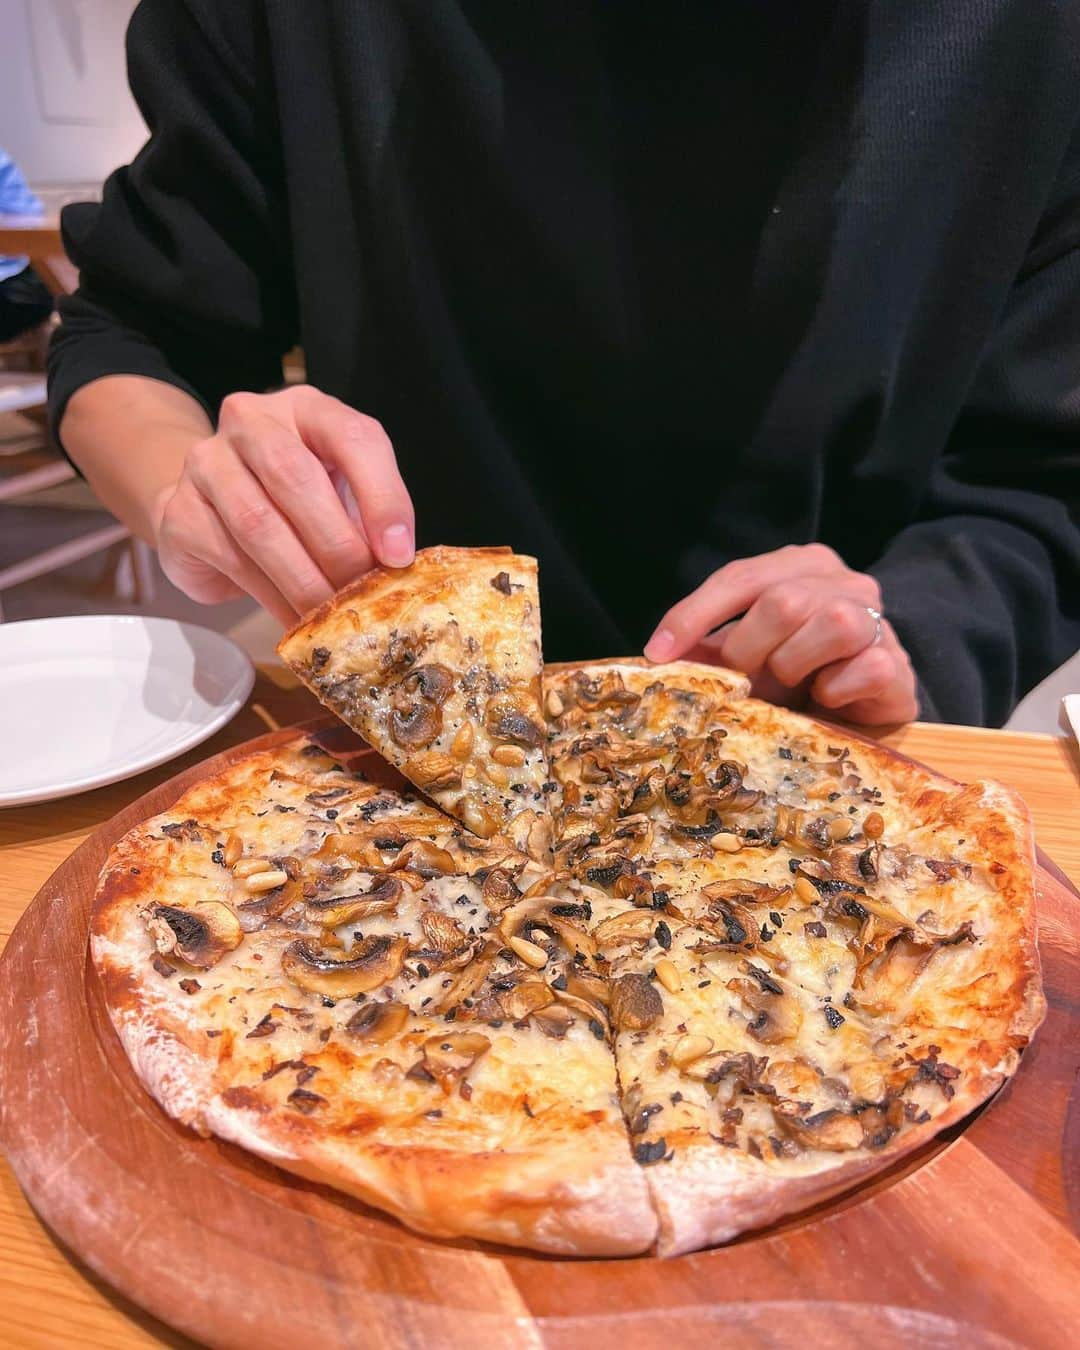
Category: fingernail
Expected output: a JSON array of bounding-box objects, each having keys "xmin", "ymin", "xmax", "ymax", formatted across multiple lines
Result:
[
  {"xmin": 644, "ymin": 628, "xmax": 676, "ymax": 662},
  {"xmin": 381, "ymin": 524, "xmax": 414, "ymax": 567}
]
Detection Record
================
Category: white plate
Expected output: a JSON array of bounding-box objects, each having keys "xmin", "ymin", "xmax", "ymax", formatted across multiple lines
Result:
[{"xmin": 0, "ymin": 615, "xmax": 254, "ymax": 807}]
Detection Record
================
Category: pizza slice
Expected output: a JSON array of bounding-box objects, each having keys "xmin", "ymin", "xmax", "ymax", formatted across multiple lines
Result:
[
  {"xmin": 546, "ymin": 662, "xmax": 1044, "ymax": 1255},
  {"xmin": 91, "ymin": 734, "xmax": 656, "ymax": 1256},
  {"xmin": 278, "ymin": 547, "xmax": 556, "ymax": 858}
]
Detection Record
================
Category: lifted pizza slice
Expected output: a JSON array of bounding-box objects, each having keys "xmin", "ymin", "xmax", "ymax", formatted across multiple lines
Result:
[{"xmin": 278, "ymin": 546, "xmax": 556, "ymax": 858}]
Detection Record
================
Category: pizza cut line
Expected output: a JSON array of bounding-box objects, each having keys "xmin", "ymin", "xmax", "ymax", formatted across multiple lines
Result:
[{"xmin": 90, "ymin": 556, "xmax": 1045, "ymax": 1258}]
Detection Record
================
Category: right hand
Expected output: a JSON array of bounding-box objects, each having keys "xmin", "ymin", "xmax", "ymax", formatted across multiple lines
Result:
[{"xmin": 153, "ymin": 386, "xmax": 415, "ymax": 626}]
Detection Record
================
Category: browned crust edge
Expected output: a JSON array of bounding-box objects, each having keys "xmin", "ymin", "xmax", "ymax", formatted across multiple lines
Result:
[{"xmin": 277, "ymin": 545, "xmax": 521, "ymax": 655}]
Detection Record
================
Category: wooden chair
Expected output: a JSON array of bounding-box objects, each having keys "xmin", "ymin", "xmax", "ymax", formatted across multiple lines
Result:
[{"xmin": 0, "ymin": 315, "xmax": 154, "ymax": 622}]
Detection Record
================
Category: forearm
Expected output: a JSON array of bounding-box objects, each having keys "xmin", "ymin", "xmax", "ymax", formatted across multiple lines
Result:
[{"xmin": 59, "ymin": 375, "xmax": 213, "ymax": 543}]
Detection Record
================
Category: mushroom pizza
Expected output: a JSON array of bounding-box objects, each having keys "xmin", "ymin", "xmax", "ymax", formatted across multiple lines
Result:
[{"xmin": 90, "ymin": 548, "xmax": 1044, "ymax": 1256}]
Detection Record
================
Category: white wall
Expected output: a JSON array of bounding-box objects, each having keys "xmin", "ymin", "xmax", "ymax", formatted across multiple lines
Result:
[{"xmin": 0, "ymin": 0, "xmax": 146, "ymax": 201}]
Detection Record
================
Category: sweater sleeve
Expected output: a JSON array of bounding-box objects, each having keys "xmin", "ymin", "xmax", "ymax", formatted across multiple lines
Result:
[
  {"xmin": 871, "ymin": 141, "xmax": 1080, "ymax": 728},
  {"xmin": 47, "ymin": 0, "xmax": 296, "ymax": 438}
]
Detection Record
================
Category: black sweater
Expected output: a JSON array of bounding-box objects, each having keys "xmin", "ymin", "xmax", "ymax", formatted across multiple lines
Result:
[{"xmin": 49, "ymin": 1, "xmax": 1080, "ymax": 725}]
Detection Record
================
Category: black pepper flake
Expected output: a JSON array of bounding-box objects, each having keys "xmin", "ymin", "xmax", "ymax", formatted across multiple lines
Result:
[
  {"xmin": 769, "ymin": 911, "xmax": 783, "ymax": 928},
  {"xmin": 827, "ymin": 791, "xmax": 841, "ymax": 802},
  {"xmin": 211, "ymin": 848, "xmax": 225, "ymax": 866},
  {"xmin": 326, "ymin": 808, "xmax": 338, "ymax": 820},
  {"xmin": 654, "ymin": 920, "xmax": 672, "ymax": 950},
  {"xmin": 843, "ymin": 991, "xmax": 856, "ymax": 1009},
  {"xmin": 311, "ymin": 646, "xmax": 331, "ymax": 668},
  {"xmin": 651, "ymin": 890, "xmax": 670, "ymax": 910},
  {"xmin": 759, "ymin": 925, "xmax": 774, "ymax": 942},
  {"xmin": 523, "ymin": 1100, "xmax": 534, "ymax": 1117},
  {"xmin": 788, "ymin": 858, "xmax": 800, "ymax": 874},
  {"xmin": 205, "ymin": 1029, "xmax": 221, "ymax": 1038},
  {"xmin": 633, "ymin": 1138, "xmax": 668, "ymax": 1166},
  {"xmin": 551, "ymin": 973, "xmax": 568, "ymax": 991},
  {"xmin": 778, "ymin": 746, "xmax": 793, "ymax": 760},
  {"xmin": 824, "ymin": 1005, "xmax": 846, "ymax": 1029},
  {"xmin": 804, "ymin": 921, "xmax": 827, "ymax": 938},
  {"xmin": 425, "ymin": 1109, "xmax": 443, "ymax": 1119},
  {"xmin": 416, "ymin": 963, "xmax": 430, "ymax": 979},
  {"xmin": 670, "ymin": 1091, "xmax": 683, "ymax": 1104},
  {"xmin": 697, "ymin": 979, "xmax": 711, "ymax": 988},
  {"xmin": 444, "ymin": 1006, "xmax": 458, "ymax": 1021}
]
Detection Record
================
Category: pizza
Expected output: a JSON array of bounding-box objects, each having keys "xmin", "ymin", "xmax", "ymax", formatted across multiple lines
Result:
[
  {"xmin": 277, "ymin": 546, "xmax": 555, "ymax": 859},
  {"xmin": 91, "ymin": 561, "xmax": 1045, "ymax": 1258}
]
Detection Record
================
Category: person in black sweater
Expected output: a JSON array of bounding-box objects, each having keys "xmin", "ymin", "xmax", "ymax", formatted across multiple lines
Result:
[{"xmin": 48, "ymin": 2, "xmax": 1079, "ymax": 726}]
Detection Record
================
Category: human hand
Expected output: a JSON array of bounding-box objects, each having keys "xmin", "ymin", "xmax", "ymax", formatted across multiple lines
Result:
[
  {"xmin": 644, "ymin": 544, "xmax": 918, "ymax": 724},
  {"xmin": 153, "ymin": 386, "xmax": 414, "ymax": 626}
]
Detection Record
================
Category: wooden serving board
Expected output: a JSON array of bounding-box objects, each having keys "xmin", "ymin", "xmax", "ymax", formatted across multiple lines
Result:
[{"xmin": 1, "ymin": 722, "xmax": 1078, "ymax": 1350}]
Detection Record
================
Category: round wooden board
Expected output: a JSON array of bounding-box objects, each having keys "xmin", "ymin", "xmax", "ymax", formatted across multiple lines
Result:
[{"xmin": 1, "ymin": 721, "xmax": 1078, "ymax": 1350}]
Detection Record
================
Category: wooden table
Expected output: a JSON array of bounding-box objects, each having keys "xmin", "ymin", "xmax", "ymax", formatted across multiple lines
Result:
[{"xmin": 1, "ymin": 675, "xmax": 1077, "ymax": 1348}]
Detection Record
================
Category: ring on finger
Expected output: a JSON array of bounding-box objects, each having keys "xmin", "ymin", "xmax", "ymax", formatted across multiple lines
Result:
[{"xmin": 865, "ymin": 606, "xmax": 883, "ymax": 647}]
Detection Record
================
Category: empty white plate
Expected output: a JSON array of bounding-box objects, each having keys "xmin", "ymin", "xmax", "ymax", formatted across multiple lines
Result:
[{"xmin": 0, "ymin": 615, "xmax": 255, "ymax": 807}]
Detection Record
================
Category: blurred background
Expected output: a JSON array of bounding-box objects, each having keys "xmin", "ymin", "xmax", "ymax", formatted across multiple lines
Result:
[
  {"xmin": 0, "ymin": 0, "xmax": 266, "ymax": 650},
  {"xmin": 0, "ymin": 1, "xmax": 1070, "ymax": 726}
]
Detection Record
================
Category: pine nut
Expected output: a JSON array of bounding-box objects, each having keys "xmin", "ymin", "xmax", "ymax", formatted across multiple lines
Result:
[
  {"xmin": 827, "ymin": 817, "xmax": 851, "ymax": 841},
  {"xmin": 232, "ymin": 856, "xmax": 269, "ymax": 878},
  {"xmin": 492, "ymin": 744, "xmax": 526, "ymax": 767},
  {"xmin": 863, "ymin": 810, "xmax": 884, "ymax": 840},
  {"xmin": 795, "ymin": 875, "xmax": 819, "ymax": 905},
  {"xmin": 487, "ymin": 763, "xmax": 510, "ymax": 787},
  {"xmin": 545, "ymin": 689, "xmax": 564, "ymax": 719},
  {"xmin": 451, "ymin": 721, "xmax": 475, "ymax": 760},
  {"xmin": 710, "ymin": 832, "xmax": 742, "ymax": 853},
  {"xmin": 223, "ymin": 833, "xmax": 243, "ymax": 866},
  {"xmin": 509, "ymin": 935, "xmax": 549, "ymax": 968},
  {"xmin": 243, "ymin": 868, "xmax": 288, "ymax": 893},
  {"xmin": 671, "ymin": 1033, "xmax": 713, "ymax": 1068},
  {"xmin": 654, "ymin": 958, "xmax": 681, "ymax": 993}
]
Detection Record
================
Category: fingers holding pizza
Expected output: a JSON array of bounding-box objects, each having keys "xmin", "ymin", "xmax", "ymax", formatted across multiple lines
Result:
[
  {"xmin": 154, "ymin": 385, "xmax": 416, "ymax": 627},
  {"xmin": 645, "ymin": 544, "xmax": 918, "ymax": 725}
]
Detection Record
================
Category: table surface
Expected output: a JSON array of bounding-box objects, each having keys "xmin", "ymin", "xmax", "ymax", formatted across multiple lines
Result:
[{"xmin": 1, "ymin": 673, "xmax": 1077, "ymax": 1349}]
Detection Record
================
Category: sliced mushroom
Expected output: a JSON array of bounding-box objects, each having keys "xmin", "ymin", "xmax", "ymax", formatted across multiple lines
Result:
[
  {"xmin": 479, "ymin": 866, "xmax": 521, "ymax": 912},
  {"xmin": 387, "ymin": 839, "xmax": 457, "ymax": 877},
  {"xmin": 532, "ymin": 1004, "xmax": 575, "ymax": 1039},
  {"xmin": 281, "ymin": 935, "xmax": 407, "ymax": 998},
  {"xmin": 405, "ymin": 751, "xmax": 463, "ymax": 792},
  {"xmin": 389, "ymin": 702, "xmax": 443, "ymax": 750},
  {"xmin": 420, "ymin": 909, "xmax": 468, "ymax": 953},
  {"xmin": 592, "ymin": 909, "xmax": 658, "ymax": 951},
  {"xmin": 727, "ymin": 975, "xmax": 804, "ymax": 1045},
  {"xmin": 345, "ymin": 1000, "xmax": 409, "ymax": 1043},
  {"xmin": 431, "ymin": 938, "xmax": 500, "ymax": 1012},
  {"xmin": 774, "ymin": 1106, "xmax": 865, "ymax": 1152},
  {"xmin": 144, "ymin": 901, "xmax": 242, "ymax": 969},
  {"xmin": 306, "ymin": 875, "xmax": 403, "ymax": 927},
  {"xmin": 420, "ymin": 1031, "xmax": 491, "ymax": 1092},
  {"xmin": 569, "ymin": 670, "xmax": 641, "ymax": 712},
  {"xmin": 494, "ymin": 978, "xmax": 555, "ymax": 1022},
  {"xmin": 484, "ymin": 695, "xmax": 544, "ymax": 747},
  {"xmin": 609, "ymin": 973, "xmax": 663, "ymax": 1031},
  {"xmin": 399, "ymin": 663, "xmax": 454, "ymax": 705},
  {"xmin": 564, "ymin": 967, "xmax": 610, "ymax": 1008}
]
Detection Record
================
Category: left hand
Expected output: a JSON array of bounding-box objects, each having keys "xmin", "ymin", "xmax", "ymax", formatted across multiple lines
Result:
[{"xmin": 644, "ymin": 544, "xmax": 918, "ymax": 724}]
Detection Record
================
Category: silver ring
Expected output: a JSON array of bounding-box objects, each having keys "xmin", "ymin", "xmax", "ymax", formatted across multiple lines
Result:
[{"xmin": 866, "ymin": 606, "xmax": 883, "ymax": 646}]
